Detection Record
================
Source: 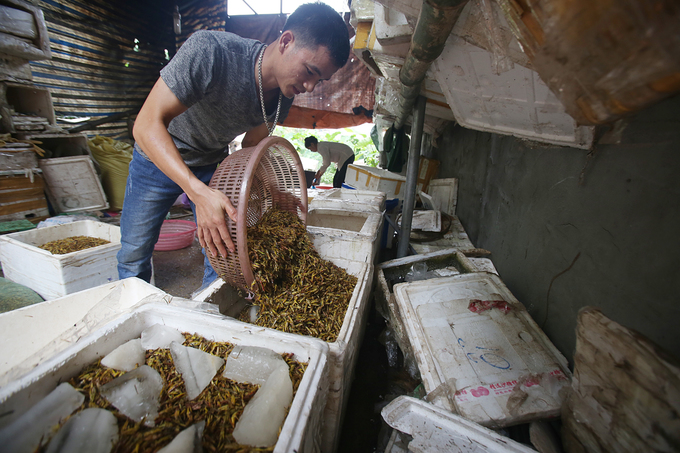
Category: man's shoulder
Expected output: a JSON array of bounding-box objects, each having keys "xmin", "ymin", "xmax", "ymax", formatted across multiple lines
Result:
[{"xmin": 185, "ymin": 30, "xmax": 260, "ymax": 53}]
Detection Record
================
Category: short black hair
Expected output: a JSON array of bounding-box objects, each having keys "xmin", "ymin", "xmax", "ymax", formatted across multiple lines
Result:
[
  {"xmin": 304, "ymin": 136, "xmax": 318, "ymax": 147},
  {"xmin": 283, "ymin": 3, "xmax": 350, "ymax": 69}
]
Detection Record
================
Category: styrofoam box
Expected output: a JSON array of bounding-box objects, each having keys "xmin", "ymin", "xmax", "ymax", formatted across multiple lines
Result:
[
  {"xmin": 306, "ymin": 208, "xmax": 383, "ymax": 264},
  {"xmin": 346, "ymin": 164, "xmax": 407, "ymax": 199},
  {"xmin": 411, "ymin": 215, "xmax": 475, "ymax": 254},
  {"xmin": 373, "ymin": 2, "xmax": 412, "ymax": 46},
  {"xmin": 382, "ymin": 396, "xmax": 537, "ymax": 453},
  {"xmin": 309, "ymin": 188, "xmax": 387, "ymax": 214},
  {"xmin": 0, "ymin": 278, "xmax": 166, "ymax": 385},
  {"xmin": 0, "ymin": 303, "xmax": 330, "ymax": 453},
  {"xmin": 374, "ymin": 249, "xmax": 478, "ymax": 378},
  {"xmin": 194, "ymin": 257, "xmax": 373, "ymax": 453},
  {"xmin": 393, "ymin": 273, "xmax": 572, "ymax": 428},
  {"xmin": 0, "ymin": 220, "xmax": 121, "ymax": 299},
  {"xmin": 39, "ymin": 156, "xmax": 109, "ymax": 213}
]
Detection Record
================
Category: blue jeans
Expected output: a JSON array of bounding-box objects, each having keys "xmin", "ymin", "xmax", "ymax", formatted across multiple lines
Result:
[{"xmin": 117, "ymin": 149, "xmax": 218, "ymax": 287}]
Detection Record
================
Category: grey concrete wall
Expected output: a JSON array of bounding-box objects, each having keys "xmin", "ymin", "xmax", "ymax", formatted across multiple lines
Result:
[{"xmin": 433, "ymin": 94, "xmax": 680, "ymax": 365}]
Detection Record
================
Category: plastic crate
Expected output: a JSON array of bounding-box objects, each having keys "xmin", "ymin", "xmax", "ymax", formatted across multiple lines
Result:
[
  {"xmin": 306, "ymin": 208, "xmax": 383, "ymax": 264},
  {"xmin": 0, "ymin": 303, "xmax": 330, "ymax": 453},
  {"xmin": 194, "ymin": 257, "xmax": 373, "ymax": 453},
  {"xmin": 0, "ymin": 220, "xmax": 121, "ymax": 299},
  {"xmin": 392, "ymin": 273, "xmax": 572, "ymax": 428}
]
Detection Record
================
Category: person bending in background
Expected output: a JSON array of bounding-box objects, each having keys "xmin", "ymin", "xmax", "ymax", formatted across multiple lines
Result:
[
  {"xmin": 117, "ymin": 3, "xmax": 350, "ymax": 289},
  {"xmin": 304, "ymin": 136, "xmax": 355, "ymax": 188}
]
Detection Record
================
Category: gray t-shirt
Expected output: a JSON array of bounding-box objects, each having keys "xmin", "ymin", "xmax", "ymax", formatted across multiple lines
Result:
[{"xmin": 137, "ymin": 30, "xmax": 293, "ymax": 167}]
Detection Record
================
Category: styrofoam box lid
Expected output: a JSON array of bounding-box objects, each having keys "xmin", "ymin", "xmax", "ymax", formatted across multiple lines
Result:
[
  {"xmin": 431, "ymin": 35, "xmax": 595, "ymax": 150},
  {"xmin": 393, "ymin": 273, "xmax": 572, "ymax": 428},
  {"xmin": 39, "ymin": 156, "xmax": 109, "ymax": 212},
  {"xmin": 0, "ymin": 278, "xmax": 165, "ymax": 385},
  {"xmin": 468, "ymin": 257, "xmax": 499, "ymax": 275},
  {"xmin": 382, "ymin": 396, "xmax": 537, "ymax": 453},
  {"xmin": 427, "ymin": 178, "xmax": 458, "ymax": 216},
  {"xmin": 0, "ymin": 303, "xmax": 330, "ymax": 453}
]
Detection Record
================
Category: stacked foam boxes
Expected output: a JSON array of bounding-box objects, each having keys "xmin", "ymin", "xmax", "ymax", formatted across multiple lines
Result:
[
  {"xmin": 305, "ymin": 188, "xmax": 386, "ymax": 451},
  {"xmin": 374, "ymin": 248, "xmax": 572, "ymax": 453},
  {"xmin": 306, "ymin": 187, "xmax": 385, "ymax": 266},
  {"xmin": 0, "ymin": 278, "xmax": 331, "ymax": 452}
]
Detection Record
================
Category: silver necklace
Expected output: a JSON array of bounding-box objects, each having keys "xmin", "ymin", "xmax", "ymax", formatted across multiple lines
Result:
[{"xmin": 258, "ymin": 45, "xmax": 282, "ymax": 136}]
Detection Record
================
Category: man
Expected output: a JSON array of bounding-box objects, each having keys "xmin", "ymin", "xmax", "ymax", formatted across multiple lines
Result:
[
  {"xmin": 304, "ymin": 136, "xmax": 355, "ymax": 188},
  {"xmin": 117, "ymin": 3, "xmax": 350, "ymax": 287}
]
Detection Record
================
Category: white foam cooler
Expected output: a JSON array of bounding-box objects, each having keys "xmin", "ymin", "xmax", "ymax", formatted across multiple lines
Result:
[
  {"xmin": 0, "ymin": 302, "xmax": 330, "ymax": 453},
  {"xmin": 0, "ymin": 219, "xmax": 121, "ymax": 299},
  {"xmin": 382, "ymin": 396, "xmax": 538, "ymax": 453},
  {"xmin": 306, "ymin": 208, "xmax": 383, "ymax": 264},
  {"xmin": 375, "ymin": 249, "xmax": 478, "ymax": 378},
  {"xmin": 392, "ymin": 273, "xmax": 572, "ymax": 428},
  {"xmin": 195, "ymin": 257, "xmax": 373, "ymax": 453},
  {"xmin": 0, "ymin": 278, "xmax": 171, "ymax": 386},
  {"xmin": 346, "ymin": 164, "xmax": 407, "ymax": 199},
  {"xmin": 309, "ymin": 187, "xmax": 387, "ymax": 213}
]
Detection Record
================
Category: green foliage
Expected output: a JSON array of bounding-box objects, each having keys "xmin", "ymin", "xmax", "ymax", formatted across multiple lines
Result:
[{"xmin": 274, "ymin": 125, "xmax": 379, "ymax": 184}]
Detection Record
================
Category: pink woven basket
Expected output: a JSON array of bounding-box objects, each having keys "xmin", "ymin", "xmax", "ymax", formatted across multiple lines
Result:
[
  {"xmin": 154, "ymin": 219, "xmax": 197, "ymax": 251},
  {"xmin": 207, "ymin": 136, "xmax": 307, "ymax": 291}
]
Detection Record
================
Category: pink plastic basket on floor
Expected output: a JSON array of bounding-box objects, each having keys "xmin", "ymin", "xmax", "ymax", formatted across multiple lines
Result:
[{"xmin": 154, "ymin": 219, "xmax": 197, "ymax": 251}]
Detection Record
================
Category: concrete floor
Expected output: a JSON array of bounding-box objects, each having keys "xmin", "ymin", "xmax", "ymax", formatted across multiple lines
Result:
[{"xmin": 152, "ymin": 234, "xmax": 204, "ymax": 299}]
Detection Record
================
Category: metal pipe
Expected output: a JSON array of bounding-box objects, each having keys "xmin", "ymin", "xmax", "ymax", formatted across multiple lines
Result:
[
  {"xmin": 395, "ymin": 0, "xmax": 469, "ymax": 129},
  {"xmin": 397, "ymin": 95, "xmax": 427, "ymax": 258}
]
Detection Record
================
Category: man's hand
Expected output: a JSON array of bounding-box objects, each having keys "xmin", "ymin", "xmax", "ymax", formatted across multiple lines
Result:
[{"xmin": 190, "ymin": 186, "xmax": 238, "ymax": 258}]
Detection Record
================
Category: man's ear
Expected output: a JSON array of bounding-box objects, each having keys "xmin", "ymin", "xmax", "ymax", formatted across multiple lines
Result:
[{"xmin": 279, "ymin": 30, "xmax": 294, "ymax": 54}]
